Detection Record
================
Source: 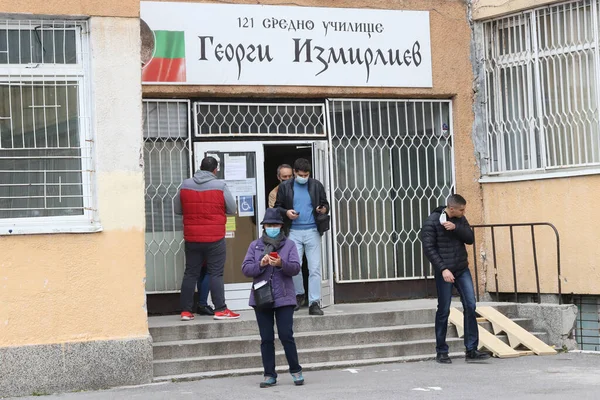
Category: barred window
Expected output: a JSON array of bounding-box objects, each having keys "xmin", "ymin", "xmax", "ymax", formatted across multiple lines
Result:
[
  {"xmin": 483, "ymin": 0, "xmax": 600, "ymax": 175},
  {"xmin": 0, "ymin": 20, "xmax": 95, "ymax": 232}
]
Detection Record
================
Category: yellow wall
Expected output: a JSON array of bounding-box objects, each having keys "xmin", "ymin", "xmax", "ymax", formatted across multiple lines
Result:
[
  {"xmin": 0, "ymin": 17, "xmax": 147, "ymax": 347},
  {"xmin": 472, "ymin": 0, "xmax": 562, "ymax": 20},
  {"xmin": 481, "ymin": 175, "xmax": 600, "ymax": 295},
  {"xmin": 0, "ymin": 0, "xmax": 139, "ymax": 18}
]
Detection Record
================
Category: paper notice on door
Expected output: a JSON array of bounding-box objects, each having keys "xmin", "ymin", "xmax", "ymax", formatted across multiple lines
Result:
[
  {"xmin": 224, "ymin": 154, "xmax": 247, "ymax": 180},
  {"xmin": 225, "ymin": 179, "xmax": 256, "ymax": 197},
  {"xmin": 226, "ymin": 216, "xmax": 236, "ymax": 231},
  {"xmin": 225, "ymin": 231, "xmax": 235, "ymax": 239}
]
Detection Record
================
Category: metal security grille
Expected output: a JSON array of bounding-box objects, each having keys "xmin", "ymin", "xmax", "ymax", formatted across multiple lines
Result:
[
  {"xmin": 195, "ymin": 102, "xmax": 326, "ymax": 137},
  {"xmin": 328, "ymin": 99, "xmax": 454, "ymax": 282},
  {"xmin": 574, "ymin": 296, "xmax": 600, "ymax": 350},
  {"xmin": 143, "ymin": 100, "xmax": 191, "ymax": 293},
  {"xmin": 483, "ymin": 0, "xmax": 600, "ymax": 174},
  {"xmin": 0, "ymin": 20, "xmax": 94, "ymax": 222}
]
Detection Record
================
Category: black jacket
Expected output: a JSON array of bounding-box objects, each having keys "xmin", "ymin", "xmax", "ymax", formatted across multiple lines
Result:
[
  {"xmin": 420, "ymin": 205, "xmax": 475, "ymax": 275},
  {"xmin": 274, "ymin": 177, "xmax": 330, "ymax": 235}
]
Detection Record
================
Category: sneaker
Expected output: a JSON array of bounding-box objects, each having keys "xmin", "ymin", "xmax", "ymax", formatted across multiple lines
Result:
[
  {"xmin": 465, "ymin": 349, "xmax": 491, "ymax": 362},
  {"xmin": 260, "ymin": 376, "xmax": 277, "ymax": 388},
  {"xmin": 180, "ymin": 311, "xmax": 194, "ymax": 321},
  {"xmin": 291, "ymin": 371, "xmax": 304, "ymax": 386},
  {"xmin": 436, "ymin": 352, "xmax": 452, "ymax": 364},
  {"xmin": 213, "ymin": 308, "xmax": 241, "ymax": 320},
  {"xmin": 197, "ymin": 305, "xmax": 215, "ymax": 316},
  {"xmin": 309, "ymin": 302, "xmax": 324, "ymax": 316}
]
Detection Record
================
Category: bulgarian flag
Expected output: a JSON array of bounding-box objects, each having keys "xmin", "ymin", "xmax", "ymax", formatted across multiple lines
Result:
[{"xmin": 142, "ymin": 30, "xmax": 186, "ymax": 82}]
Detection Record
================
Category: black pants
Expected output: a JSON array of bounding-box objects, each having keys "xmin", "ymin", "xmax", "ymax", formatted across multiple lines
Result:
[
  {"xmin": 255, "ymin": 305, "xmax": 302, "ymax": 378},
  {"xmin": 180, "ymin": 239, "xmax": 227, "ymax": 312}
]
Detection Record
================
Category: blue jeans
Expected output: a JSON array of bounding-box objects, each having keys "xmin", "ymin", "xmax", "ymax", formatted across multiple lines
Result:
[
  {"xmin": 434, "ymin": 268, "xmax": 478, "ymax": 353},
  {"xmin": 255, "ymin": 305, "xmax": 302, "ymax": 378},
  {"xmin": 288, "ymin": 228, "xmax": 322, "ymax": 305},
  {"xmin": 196, "ymin": 266, "xmax": 211, "ymax": 307}
]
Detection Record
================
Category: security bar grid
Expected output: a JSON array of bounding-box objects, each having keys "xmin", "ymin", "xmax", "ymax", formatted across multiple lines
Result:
[
  {"xmin": 328, "ymin": 99, "xmax": 454, "ymax": 282},
  {"xmin": 144, "ymin": 99, "xmax": 191, "ymax": 293},
  {"xmin": 483, "ymin": 0, "xmax": 600, "ymax": 175},
  {"xmin": 195, "ymin": 102, "xmax": 326, "ymax": 137},
  {"xmin": 0, "ymin": 19, "xmax": 94, "ymax": 225}
]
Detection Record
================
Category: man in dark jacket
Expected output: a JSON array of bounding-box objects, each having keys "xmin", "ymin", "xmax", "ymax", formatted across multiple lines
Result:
[
  {"xmin": 421, "ymin": 194, "xmax": 490, "ymax": 364},
  {"xmin": 174, "ymin": 156, "xmax": 240, "ymax": 321},
  {"xmin": 275, "ymin": 158, "xmax": 330, "ymax": 316}
]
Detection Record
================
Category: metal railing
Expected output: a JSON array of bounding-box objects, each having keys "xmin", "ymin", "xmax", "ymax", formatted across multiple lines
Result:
[{"xmin": 470, "ymin": 223, "xmax": 562, "ymax": 304}]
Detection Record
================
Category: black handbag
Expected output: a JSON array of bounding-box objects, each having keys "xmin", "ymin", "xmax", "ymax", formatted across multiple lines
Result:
[{"xmin": 253, "ymin": 269, "xmax": 275, "ymax": 309}]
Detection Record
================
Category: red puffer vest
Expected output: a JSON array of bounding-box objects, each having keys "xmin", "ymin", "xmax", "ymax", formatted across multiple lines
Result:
[
  {"xmin": 180, "ymin": 188, "xmax": 226, "ymax": 242},
  {"xmin": 177, "ymin": 170, "xmax": 236, "ymax": 243}
]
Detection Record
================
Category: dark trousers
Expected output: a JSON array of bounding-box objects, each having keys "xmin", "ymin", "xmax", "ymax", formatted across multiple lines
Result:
[
  {"xmin": 180, "ymin": 239, "xmax": 227, "ymax": 312},
  {"xmin": 434, "ymin": 268, "xmax": 479, "ymax": 353},
  {"xmin": 255, "ymin": 305, "xmax": 302, "ymax": 378},
  {"xmin": 197, "ymin": 265, "xmax": 211, "ymax": 307}
]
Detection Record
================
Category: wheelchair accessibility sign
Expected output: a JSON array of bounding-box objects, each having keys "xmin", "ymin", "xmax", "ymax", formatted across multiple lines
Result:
[{"xmin": 238, "ymin": 196, "xmax": 254, "ymax": 217}]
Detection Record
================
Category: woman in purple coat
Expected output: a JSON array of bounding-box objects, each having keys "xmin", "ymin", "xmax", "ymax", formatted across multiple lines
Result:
[{"xmin": 242, "ymin": 208, "xmax": 304, "ymax": 388}]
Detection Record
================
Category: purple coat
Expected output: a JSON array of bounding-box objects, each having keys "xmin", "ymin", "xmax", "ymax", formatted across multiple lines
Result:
[{"xmin": 241, "ymin": 236, "xmax": 301, "ymax": 308}]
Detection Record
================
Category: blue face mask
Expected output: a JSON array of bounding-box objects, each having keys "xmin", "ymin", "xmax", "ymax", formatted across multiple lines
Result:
[
  {"xmin": 295, "ymin": 176, "xmax": 308, "ymax": 185},
  {"xmin": 265, "ymin": 227, "xmax": 281, "ymax": 238}
]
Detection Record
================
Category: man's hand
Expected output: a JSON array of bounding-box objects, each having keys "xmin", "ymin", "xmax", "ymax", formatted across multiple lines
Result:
[
  {"xmin": 286, "ymin": 209, "xmax": 299, "ymax": 220},
  {"xmin": 260, "ymin": 255, "xmax": 270, "ymax": 267},
  {"xmin": 316, "ymin": 205, "xmax": 327, "ymax": 214},
  {"xmin": 442, "ymin": 269, "xmax": 455, "ymax": 283},
  {"xmin": 442, "ymin": 221, "xmax": 456, "ymax": 231}
]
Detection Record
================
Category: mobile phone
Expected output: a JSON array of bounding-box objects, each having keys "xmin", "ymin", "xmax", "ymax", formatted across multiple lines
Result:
[{"xmin": 269, "ymin": 252, "xmax": 279, "ymax": 259}]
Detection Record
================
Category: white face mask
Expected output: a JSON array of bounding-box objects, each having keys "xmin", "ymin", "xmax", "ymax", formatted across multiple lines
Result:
[
  {"xmin": 295, "ymin": 176, "xmax": 308, "ymax": 185},
  {"xmin": 439, "ymin": 212, "xmax": 447, "ymax": 224}
]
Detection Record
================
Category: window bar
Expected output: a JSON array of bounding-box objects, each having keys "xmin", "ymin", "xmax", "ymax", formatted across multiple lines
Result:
[
  {"xmin": 365, "ymin": 100, "xmax": 373, "ymax": 278},
  {"xmin": 532, "ymin": 9, "xmax": 549, "ymax": 170},
  {"xmin": 410, "ymin": 102, "xmax": 418, "ymax": 278},
  {"xmin": 349, "ymin": 100, "xmax": 357, "ymax": 280},
  {"xmin": 358, "ymin": 101, "xmax": 369, "ymax": 280},
  {"xmin": 374, "ymin": 101, "xmax": 382, "ymax": 279},
  {"xmin": 592, "ymin": 0, "xmax": 600, "ymax": 166}
]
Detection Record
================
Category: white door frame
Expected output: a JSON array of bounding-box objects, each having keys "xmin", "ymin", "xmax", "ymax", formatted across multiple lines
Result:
[{"xmin": 193, "ymin": 139, "xmax": 334, "ymax": 310}]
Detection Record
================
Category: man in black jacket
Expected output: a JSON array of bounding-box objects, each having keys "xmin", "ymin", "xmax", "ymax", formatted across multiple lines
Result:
[
  {"xmin": 421, "ymin": 194, "xmax": 490, "ymax": 364},
  {"xmin": 275, "ymin": 158, "xmax": 330, "ymax": 316}
]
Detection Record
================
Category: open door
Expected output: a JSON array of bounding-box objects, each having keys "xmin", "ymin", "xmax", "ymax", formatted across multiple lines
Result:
[
  {"xmin": 312, "ymin": 141, "xmax": 334, "ymax": 307},
  {"xmin": 193, "ymin": 141, "xmax": 266, "ymax": 310}
]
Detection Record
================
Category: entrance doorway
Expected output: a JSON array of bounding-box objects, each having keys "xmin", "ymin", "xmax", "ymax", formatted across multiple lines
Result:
[
  {"xmin": 193, "ymin": 140, "xmax": 334, "ymax": 310},
  {"xmin": 263, "ymin": 144, "xmax": 311, "ymax": 205}
]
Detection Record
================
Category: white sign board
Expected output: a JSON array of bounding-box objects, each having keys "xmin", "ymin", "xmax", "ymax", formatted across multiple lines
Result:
[{"xmin": 141, "ymin": 2, "xmax": 432, "ymax": 88}]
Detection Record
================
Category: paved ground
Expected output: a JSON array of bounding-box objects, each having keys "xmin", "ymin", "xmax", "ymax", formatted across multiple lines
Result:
[{"xmin": 13, "ymin": 352, "xmax": 600, "ymax": 400}]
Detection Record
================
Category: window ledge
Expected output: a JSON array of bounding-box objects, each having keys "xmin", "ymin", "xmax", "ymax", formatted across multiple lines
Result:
[
  {"xmin": 0, "ymin": 221, "xmax": 103, "ymax": 236},
  {"xmin": 480, "ymin": 166, "xmax": 600, "ymax": 183}
]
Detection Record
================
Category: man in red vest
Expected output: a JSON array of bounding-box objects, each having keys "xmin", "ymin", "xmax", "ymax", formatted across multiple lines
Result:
[{"xmin": 175, "ymin": 156, "xmax": 240, "ymax": 321}]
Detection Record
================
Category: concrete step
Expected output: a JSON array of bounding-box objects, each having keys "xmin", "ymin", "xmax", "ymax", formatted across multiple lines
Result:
[
  {"xmin": 150, "ymin": 304, "xmax": 519, "ymax": 343},
  {"xmin": 153, "ymin": 323, "xmax": 459, "ymax": 360},
  {"xmin": 152, "ymin": 319, "xmax": 543, "ymax": 361},
  {"xmin": 152, "ymin": 338, "xmax": 466, "ymax": 377},
  {"xmin": 153, "ymin": 352, "xmax": 466, "ymax": 383}
]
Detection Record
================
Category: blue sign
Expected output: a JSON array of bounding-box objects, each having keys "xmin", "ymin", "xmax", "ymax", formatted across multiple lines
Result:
[{"xmin": 238, "ymin": 196, "xmax": 254, "ymax": 216}]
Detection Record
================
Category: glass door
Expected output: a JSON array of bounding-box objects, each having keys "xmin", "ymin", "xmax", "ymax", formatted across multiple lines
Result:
[
  {"xmin": 312, "ymin": 141, "xmax": 334, "ymax": 307},
  {"xmin": 193, "ymin": 141, "xmax": 265, "ymax": 310}
]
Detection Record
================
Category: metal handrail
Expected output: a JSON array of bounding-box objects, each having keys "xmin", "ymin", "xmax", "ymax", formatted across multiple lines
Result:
[{"xmin": 470, "ymin": 223, "xmax": 562, "ymax": 305}]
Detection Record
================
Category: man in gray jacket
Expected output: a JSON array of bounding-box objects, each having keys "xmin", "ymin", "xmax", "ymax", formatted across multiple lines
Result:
[{"xmin": 174, "ymin": 156, "xmax": 239, "ymax": 321}]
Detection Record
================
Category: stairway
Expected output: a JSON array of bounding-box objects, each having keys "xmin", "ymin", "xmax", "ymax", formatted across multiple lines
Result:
[{"xmin": 149, "ymin": 302, "xmax": 550, "ymax": 382}]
